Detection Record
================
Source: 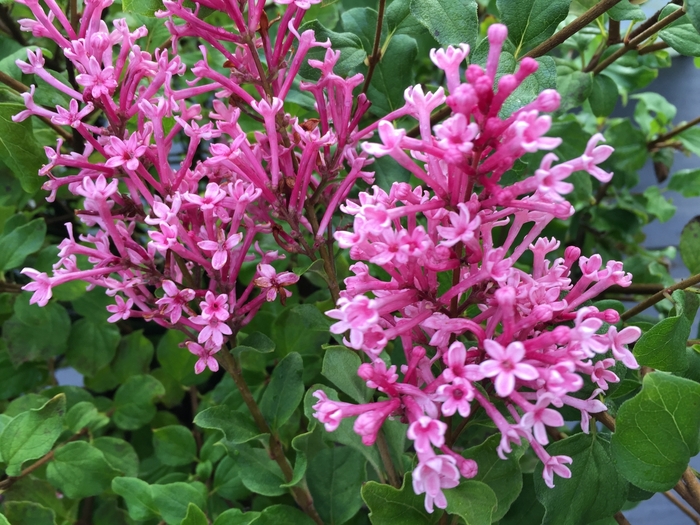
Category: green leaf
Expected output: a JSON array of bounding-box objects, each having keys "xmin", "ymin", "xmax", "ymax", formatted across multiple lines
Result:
[
  {"xmin": 157, "ymin": 330, "xmax": 206, "ymax": 385},
  {"xmin": 678, "ymin": 127, "xmax": 700, "ymax": 157},
  {"xmin": 153, "ymin": 425, "xmax": 197, "ymax": 466},
  {"xmin": 689, "ymin": 0, "xmax": 700, "ymax": 35},
  {"xmin": 608, "ymin": 0, "xmax": 646, "ymax": 21},
  {"xmin": 307, "ymin": 447, "xmax": 366, "ymax": 524},
  {"xmin": 0, "ymin": 104, "xmax": 45, "ymax": 193},
  {"xmin": 659, "ymin": 5, "xmax": 700, "ymax": 57},
  {"xmin": 151, "ymin": 482, "xmax": 207, "ymax": 525},
  {"xmin": 634, "ymin": 290, "xmax": 699, "ymax": 373},
  {"xmin": 194, "ymin": 405, "xmax": 266, "ymax": 444},
  {"xmin": 260, "ymin": 352, "xmax": 304, "ymax": 430},
  {"xmin": 234, "ymin": 444, "xmax": 287, "ymax": 497},
  {"xmin": 534, "ymin": 434, "xmax": 628, "ymax": 525},
  {"xmin": 0, "ymin": 345, "xmax": 47, "ymax": 400},
  {"xmin": 112, "ymin": 330, "xmax": 155, "ymax": 382},
  {"xmin": 213, "ymin": 509, "xmax": 260, "ymax": 525},
  {"xmin": 322, "ymin": 346, "xmax": 371, "ymax": 403},
  {"xmin": 633, "ymin": 92, "xmax": 676, "ymax": 137},
  {"xmin": 0, "ymin": 394, "xmax": 65, "ymax": 476},
  {"xmin": 93, "ymin": 436, "xmax": 139, "ymax": 477},
  {"xmin": 122, "ymin": 0, "xmax": 163, "ymax": 16},
  {"xmin": 65, "ymin": 401, "xmax": 109, "ymax": 433},
  {"xmin": 611, "ymin": 372, "xmax": 700, "ymax": 491},
  {"xmin": 71, "ymin": 288, "xmax": 114, "ymax": 321},
  {"xmin": 213, "ymin": 455, "xmax": 250, "ymax": 501},
  {"xmin": 46, "ymin": 441, "xmax": 121, "ymax": 498},
  {"xmin": 0, "ymin": 218, "xmax": 45, "ymax": 270},
  {"xmin": 3, "ymin": 502, "xmax": 56, "ymax": 525},
  {"xmin": 2, "ymin": 476, "xmax": 65, "ymax": 520},
  {"xmin": 252, "ymin": 505, "xmax": 316, "ymax": 525},
  {"xmin": 681, "ymin": 217, "xmax": 700, "ymax": 274},
  {"xmin": 298, "ymin": 21, "xmax": 367, "ymax": 80},
  {"xmin": 112, "ymin": 374, "xmax": 165, "ymax": 430},
  {"xmin": 2, "ymin": 299, "xmax": 70, "ymax": 366},
  {"xmin": 642, "ymin": 186, "xmax": 676, "ymax": 223},
  {"xmin": 0, "ymin": 514, "xmax": 8, "ymax": 525},
  {"xmin": 499, "ymin": 474, "xmax": 545, "ymax": 525},
  {"xmin": 180, "ymin": 503, "xmax": 208, "ymax": 525},
  {"xmin": 669, "ymin": 169, "xmax": 700, "ymax": 198},
  {"xmin": 606, "ymin": 119, "xmax": 648, "ymax": 172},
  {"xmin": 501, "ymin": 56, "xmax": 557, "ymax": 117},
  {"xmin": 555, "ymin": 69, "xmax": 593, "ymax": 113},
  {"xmin": 461, "ymin": 434, "xmax": 525, "ymax": 520},
  {"xmin": 362, "ymin": 473, "xmax": 442, "ymax": 524},
  {"xmin": 497, "ymin": 0, "xmax": 572, "ymax": 58},
  {"xmin": 410, "ymin": 0, "xmax": 478, "ymax": 47},
  {"xmin": 367, "ymin": 34, "xmax": 418, "ymax": 117},
  {"xmin": 444, "ymin": 480, "xmax": 498, "ymax": 525},
  {"xmin": 112, "ymin": 477, "xmax": 159, "ymax": 521},
  {"xmin": 66, "ymin": 318, "xmax": 121, "ymax": 376}
]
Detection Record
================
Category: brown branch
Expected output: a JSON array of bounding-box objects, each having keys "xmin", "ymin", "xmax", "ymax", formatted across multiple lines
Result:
[
  {"xmin": 627, "ymin": 0, "xmax": 683, "ymax": 42},
  {"xmin": 376, "ymin": 429, "xmax": 400, "ymax": 488},
  {"xmin": 522, "ymin": 0, "xmax": 624, "ymax": 59},
  {"xmin": 621, "ymin": 272, "xmax": 700, "ymax": 321},
  {"xmin": 593, "ymin": 6, "xmax": 686, "ymax": 75},
  {"xmin": 360, "ymin": 0, "xmax": 387, "ymax": 95},
  {"xmin": 606, "ymin": 283, "xmax": 665, "ymax": 294},
  {"xmin": 614, "ymin": 511, "xmax": 632, "ymax": 525},
  {"xmin": 216, "ymin": 347, "xmax": 323, "ymax": 525},
  {"xmin": 608, "ymin": 19, "xmax": 621, "ymax": 45},
  {"xmin": 639, "ymin": 41, "xmax": 670, "ymax": 55},
  {"xmin": 663, "ymin": 491, "xmax": 700, "ymax": 524},
  {"xmin": 649, "ymin": 115, "xmax": 700, "ymax": 148}
]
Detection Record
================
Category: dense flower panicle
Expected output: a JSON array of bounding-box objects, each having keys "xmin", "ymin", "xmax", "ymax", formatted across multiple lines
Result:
[
  {"xmin": 16, "ymin": 0, "xmax": 373, "ymax": 372},
  {"xmin": 312, "ymin": 24, "xmax": 641, "ymax": 512}
]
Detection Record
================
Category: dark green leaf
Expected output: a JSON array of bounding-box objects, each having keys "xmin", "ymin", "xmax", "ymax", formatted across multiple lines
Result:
[
  {"xmin": 0, "ymin": 218, "xmax": 45, "ymax": 270},
  {"xmin": 194, "ymin": 405, "xmax": 266, "ymax": 444},
  {"xmin": 3, "ymin": 502, "xmax": 55, "ymax": 525},
  {"xmin": 555, "ymin": 70, "xmax": 593, "ymax": 113},
  {"xmin": 659, "ymin": 5, "xmax": 700, "ymax": 57},
  {"xmin": 0, "ymin": 104, "xmax": 45, "ymax": 193},
  {"xmin": 606, "ymin": 119, "xmax": 648, "ymax": 172},
  {"xmin": 322, "ymin": 346, "xmax": 371, "ymax": 403},
  {"xmin": 362, "ymin": 473, "xmax": 442, "ymax": 524},
  {"xmin": 534, "ymin": 434, "xmax": 628, "ymax": 525},
  {"xmin": 501, "ymin": 56, "xmax": 557, "ymax": 117},
  {"xmin": 444, "ymin": 480, "xmax": 498, "ymax": 525},
  {"xmin": 299, "ymin": 22, "xmax": 367, "ymax": 80},
  {"xmin": 151, "ymin": 482, "xmax": 207, "ymax": 525},
  {"xmin": 112, "ymin": 330, "xmax": 155, "ymax": 382},
  {"xmin": 678, "ymin": 127, "xmax": 700, "ymax": 157},
  {"xmin": 252, "ymin": 505, "xmax": 316, "ymax": 525},
  {"xmin": 497, "ymin": 0, "xmax": 572, "ymax": 58},
  {"xmin": 681, "ymin": 217, "xmax": 700, "ymax": 274},
  {"xmin": 122, "ymin": 0, "xmax": 163, "ymax": 16},
  {"xmin": 0, "ymin": 394, "xmax": 65, "ymax": 475},
  {"xmin": 93, "ymin": 436, "xmax": 139, "ymax": 477},
  {"xmin": 689, "ymin": 0, "xmax": 700, "ymax": 35},
  {"xmin": 153, "ymin": 425, "xmax": 197, "ymax": 466},
  {"xmin": 410, "ymin": 0, "xmax": 478, "ymax": 47},
  {"xmin": 66, "ymin": 318, "xmax": 121, "ymax": 376},
  {"xmin": 589, "ymin": 75, "xmax": 619, "ymax": 117},
  {"xmin": 234, "ymin": 444, "xmax": 286, "ymax": 497},
  {"xmin": 307, "ymin": 447, "xmax": 366, "ymax": 524},
  {"xmin": 213, "ymin": 509, "xmax": 260, "ymax": 525},
  {"xmin": 112, "ymin": 477, "xmax": 159, "ymax": 521},
  {"xmin": 367, "ymin": 34, "xmax": 418, "ymax": 116},
  {"xmin": 65, "ymin": 401, "xmax": 109, "ymax": 433},
  {"xmin": 157, "ymin": 330, "xmax": 206, "ymax": 386},
  {"xmin": 213, "ymin": 456, "xmax": 250, "ymax": 501},
  {"xmin": 46, "ymin": 441, "xmax": 121, "ymax": 498},
  {"xmin": 611, "ymin": 372, "xmax": 700, "ymax": 491},
  {"xmin": 260, "ymin": 352, "xmax": 304, "ymax": 430},
  {"xmin": 499, "ymin": 474, "xmax": 545, "ymax": 525},
  {"xmin": 113, "ymin": 375, "xmax": 165, "ymax": 430}
]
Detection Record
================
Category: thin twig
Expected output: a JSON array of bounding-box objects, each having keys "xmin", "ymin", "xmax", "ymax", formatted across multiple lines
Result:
[
  {"xmin": 360, "ymin": 0, "xmax": 387, "ymax": 95},
  {"xmin": 639, "ymin": 41, "xmax": 670, "ymax": 55},
  {"xmin": 664, "ymin": 491, "xmax": 700, "ymax": 524},
  {"xmin": 522, "ymin": 0, "xmax": 624, "ymax": 59},
  {"xmin": 650, "ymin": 115, "xmax": 700, "ymax": 148},
  {"xmin": 593, "ymin": 7, "xmax": 685, "ymax": 75},
  {"xmin": 376, "ymin": 429, "xmax": 400, "ymax": 488},
  {"xmin": 621, "ymin": 272, "xmax": 700, "ymax": 321},
  {"xmin": 614, "ymin": 511, "xmax": 632, "ymax": 525}
]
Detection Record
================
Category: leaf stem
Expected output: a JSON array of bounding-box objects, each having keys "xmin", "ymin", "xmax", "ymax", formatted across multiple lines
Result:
[
  {"xmin": 592, "ymin": 6, "xmax": 685, "ymax": 75},
  {"xmin": 216, "ymin": 347, "xmax": 323, "ymax": 525},
  {"xmin": 376, "ymin": 428, "xmax": 400, "ymax": 488},
  {"xmin": 361, "ymin": 0, "xmax": 387, "ymax": 96},
  {"xmin": 522, "ymin": 0, "xmax": 624, "ymax": 59},
  {"xmin": 621, "ymin": 272, "xmax": 700, "ymax": 321},
  {"xmin": 663, "ymin": 491, "xmax": 700, "ymax": 524},
  {"xmin": 649, "ymin": 115, "xmax": 700, "ymax": 148}
]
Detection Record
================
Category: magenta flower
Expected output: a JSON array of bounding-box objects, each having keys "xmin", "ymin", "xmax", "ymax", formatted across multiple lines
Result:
[
  {"xmin": 436, "ymin": 203, "xmax": 481, "ymax": 248},
  {"xmin": 20, "ymin": 269, "xmax": 53, "ymax": 306},
  {"xmin": 186, "ymin": 342, "xmax": 220, "ymax": 374},
  {"xmin": 436, "ymin": 378, "xmax": 474, "ymax": 417},
  {"xmin": 199, "ymin": 292, "xmax": 229, "ymax": 321},
  {"xmin": 407, "ymin": 416, "xmax": 447, "ymax": 454},
  {"xmin": 198, "ymin": 230, "xmax": 243, "ymax": 270},
  {"xmin": 607, "ymin": 326, "xmax": 641, "ymax": 369},
  {"xmin": 191, "ymin": 315, "xmax": 232, "ymax": 347},
  {"xmin": 106, "ymin": 295, "xmax": 133, "ymax": 323},
  {"xmin": 104, "ymin": 134, "xmax": 148, "ymax": 171},
  {"xmin": 253, "ymin": 264, "xmax": 300, "ymax": 302},
  {"xmin": 412, "ymin": 455, "xmax": 461, "ymax": 513},
  {"xmin": 480, "ymin": 340, "xmax": 539, "ymax": 397},
  {"xmin": 520, "ymin": 395, "xmax": 565, "ymax": 445}
]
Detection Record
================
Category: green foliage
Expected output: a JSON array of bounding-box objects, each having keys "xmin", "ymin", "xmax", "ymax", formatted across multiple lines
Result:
[
  {"xmin": 260, "ymin": 352, "xmax": 305, "ymax": 430},
  {"xmin": 410, "ymin": 0, "xmax": 478, "ymax": 47},
  {"xmin": 0, "ymin": 104, "xmax": 45, "ymax": 193},
  {"xmin": 444, "ymin": 481, "xmax": 498, "ymax": 524},
  {"xmin": 362, "ymin": 474, "xmax": 442, "ymax": 524},
  {"xmin": 497, "ymin": 0, "xmax": 572, "ymax": 58},
  {"xmin": 611, "ymin": 373, "xmax": 700, "ymax": 491},
  {"xmin": 680, "ymin": 217, "xmax": 700, "ymax": 273}
]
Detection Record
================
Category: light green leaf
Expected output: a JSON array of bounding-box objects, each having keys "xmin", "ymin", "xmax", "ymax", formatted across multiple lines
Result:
[
  {"xmin": 611, "ymin": 372, "xmax": 700, "ymax": 491},
  {"xmin": 0, "ymin": 218, "xmax": 46, "ymax": 271},
  {"xmin": 608, "ymin": 0, "xmax": 646, "ymax": 21},
  {"xmin": 213, "ymin": 509, "xmax": 260, "ymax": 525},
  {"xmin": 260, "ymin": 352, "xmax": 304, "ymax": 430},
  {"xmin": 152, "ymin": 482, "xmax": 207, "ymax": 525},
  {"xmin": 180, "ymin": 503, "xmax": 208, "ymax": 525},
  {"xmin": 46, "ymin": 441, "xmax": 121, "ymax": 498},
  {"xmin": 0, "ymin": 394, "xmax": 65, "ymax": 476},
  {"xmin": 497, "ymin": 0, "xmax": 572, "ymax": 58},
  {"xmin": 93, "ymin": 436, "xmax": 139, "ymax": 477},
  {"xmin": 642, "ymin": 186, "xmax": 676, "ymax": 223},
  {"xmin": 153, "ymin": 425, "xmax": 197, "ymax": 466},
  {"xmin": 410, "ymin": 0, "xmax": 478, "ymax": 47},
  {"xmin": 444, "ymin": 480, "xmax": 498, "ymax": 525},
  {"xmin": 669, "ymin": 169, "xmax": 700, "ymax": 198},
  {"xmin": 122, "ymin": 0, "xmax": 163, "ymax": 16},
  {"xmin": 112, "ymin": 374, "xmax": 165, "ymax": 430},
  {"xmin": 534, "ymin": 434, "xmax": 628, "ymax": 525},
  {"xmin": 64, "ymin": 401, "xmax": 109, "ymax": 433},
  {"xmin": 659, "ymin": 5, "xmax": 700, "ymax": 57}
]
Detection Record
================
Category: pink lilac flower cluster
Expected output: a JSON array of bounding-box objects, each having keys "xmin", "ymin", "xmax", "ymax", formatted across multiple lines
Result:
[
  {"xmin": 312, "ymin": 24, "xmax": 641, "ymax": 513},
  {"xmin": 15, "ymin": 0, "xmax": 372, "ymax": 370}
]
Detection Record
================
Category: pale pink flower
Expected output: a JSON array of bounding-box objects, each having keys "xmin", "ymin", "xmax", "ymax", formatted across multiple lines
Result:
[
  {"xmin": 480, "ymin": 340, "xmax": 539, "ymax": 397},
  {"xmin": 437, "ymin": 203, "xmax": 481, "ymax": 248},
  {"xmin": 106, "ymin": 295, "xmax": 133, "ymax": 323},
  {"xmin": 520, "ymin": 395, "xmax": 564, "ymax": 445},
  {"xmin": 253, "ymin": 264, "xmax": 299, "ymax": 302},
  {"xmin": 199, "ymin": 291, "xmax": 229, "ymax": 321},
  {"xmin": 436, "ymin": 378, "xmax": 474, "ymax": 417},
  {"xmin": 412, "ymin": 455, "xmax": 460, "ymax": 513},
  {"xmin": 186, "ymin": 341, "xmax": 220, "ymax": 374},
  {"xmin": 407, "ymin": 416, "xmax": 447, "ymax": 454},
  {"xmin": 155, "ymin": 281, "xmax": 195, "ymax": 324},
  {"xmin": 20, "ymin": 269, "xmax": 53, "ymax": 306},
  {"xmin": 542, "ymin": 455, "xmax": 572, "ymax": 488},
  {"xmin": 607, "ymin": 326, "xmax": 641, "ymax": 369},
  {"xmin": 326, "ymin": 295, "xmax": 378, "ymax": 349},
  {"xmin": 191, "ymin": 315, "xmax": 232, "ymax": 347}
]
